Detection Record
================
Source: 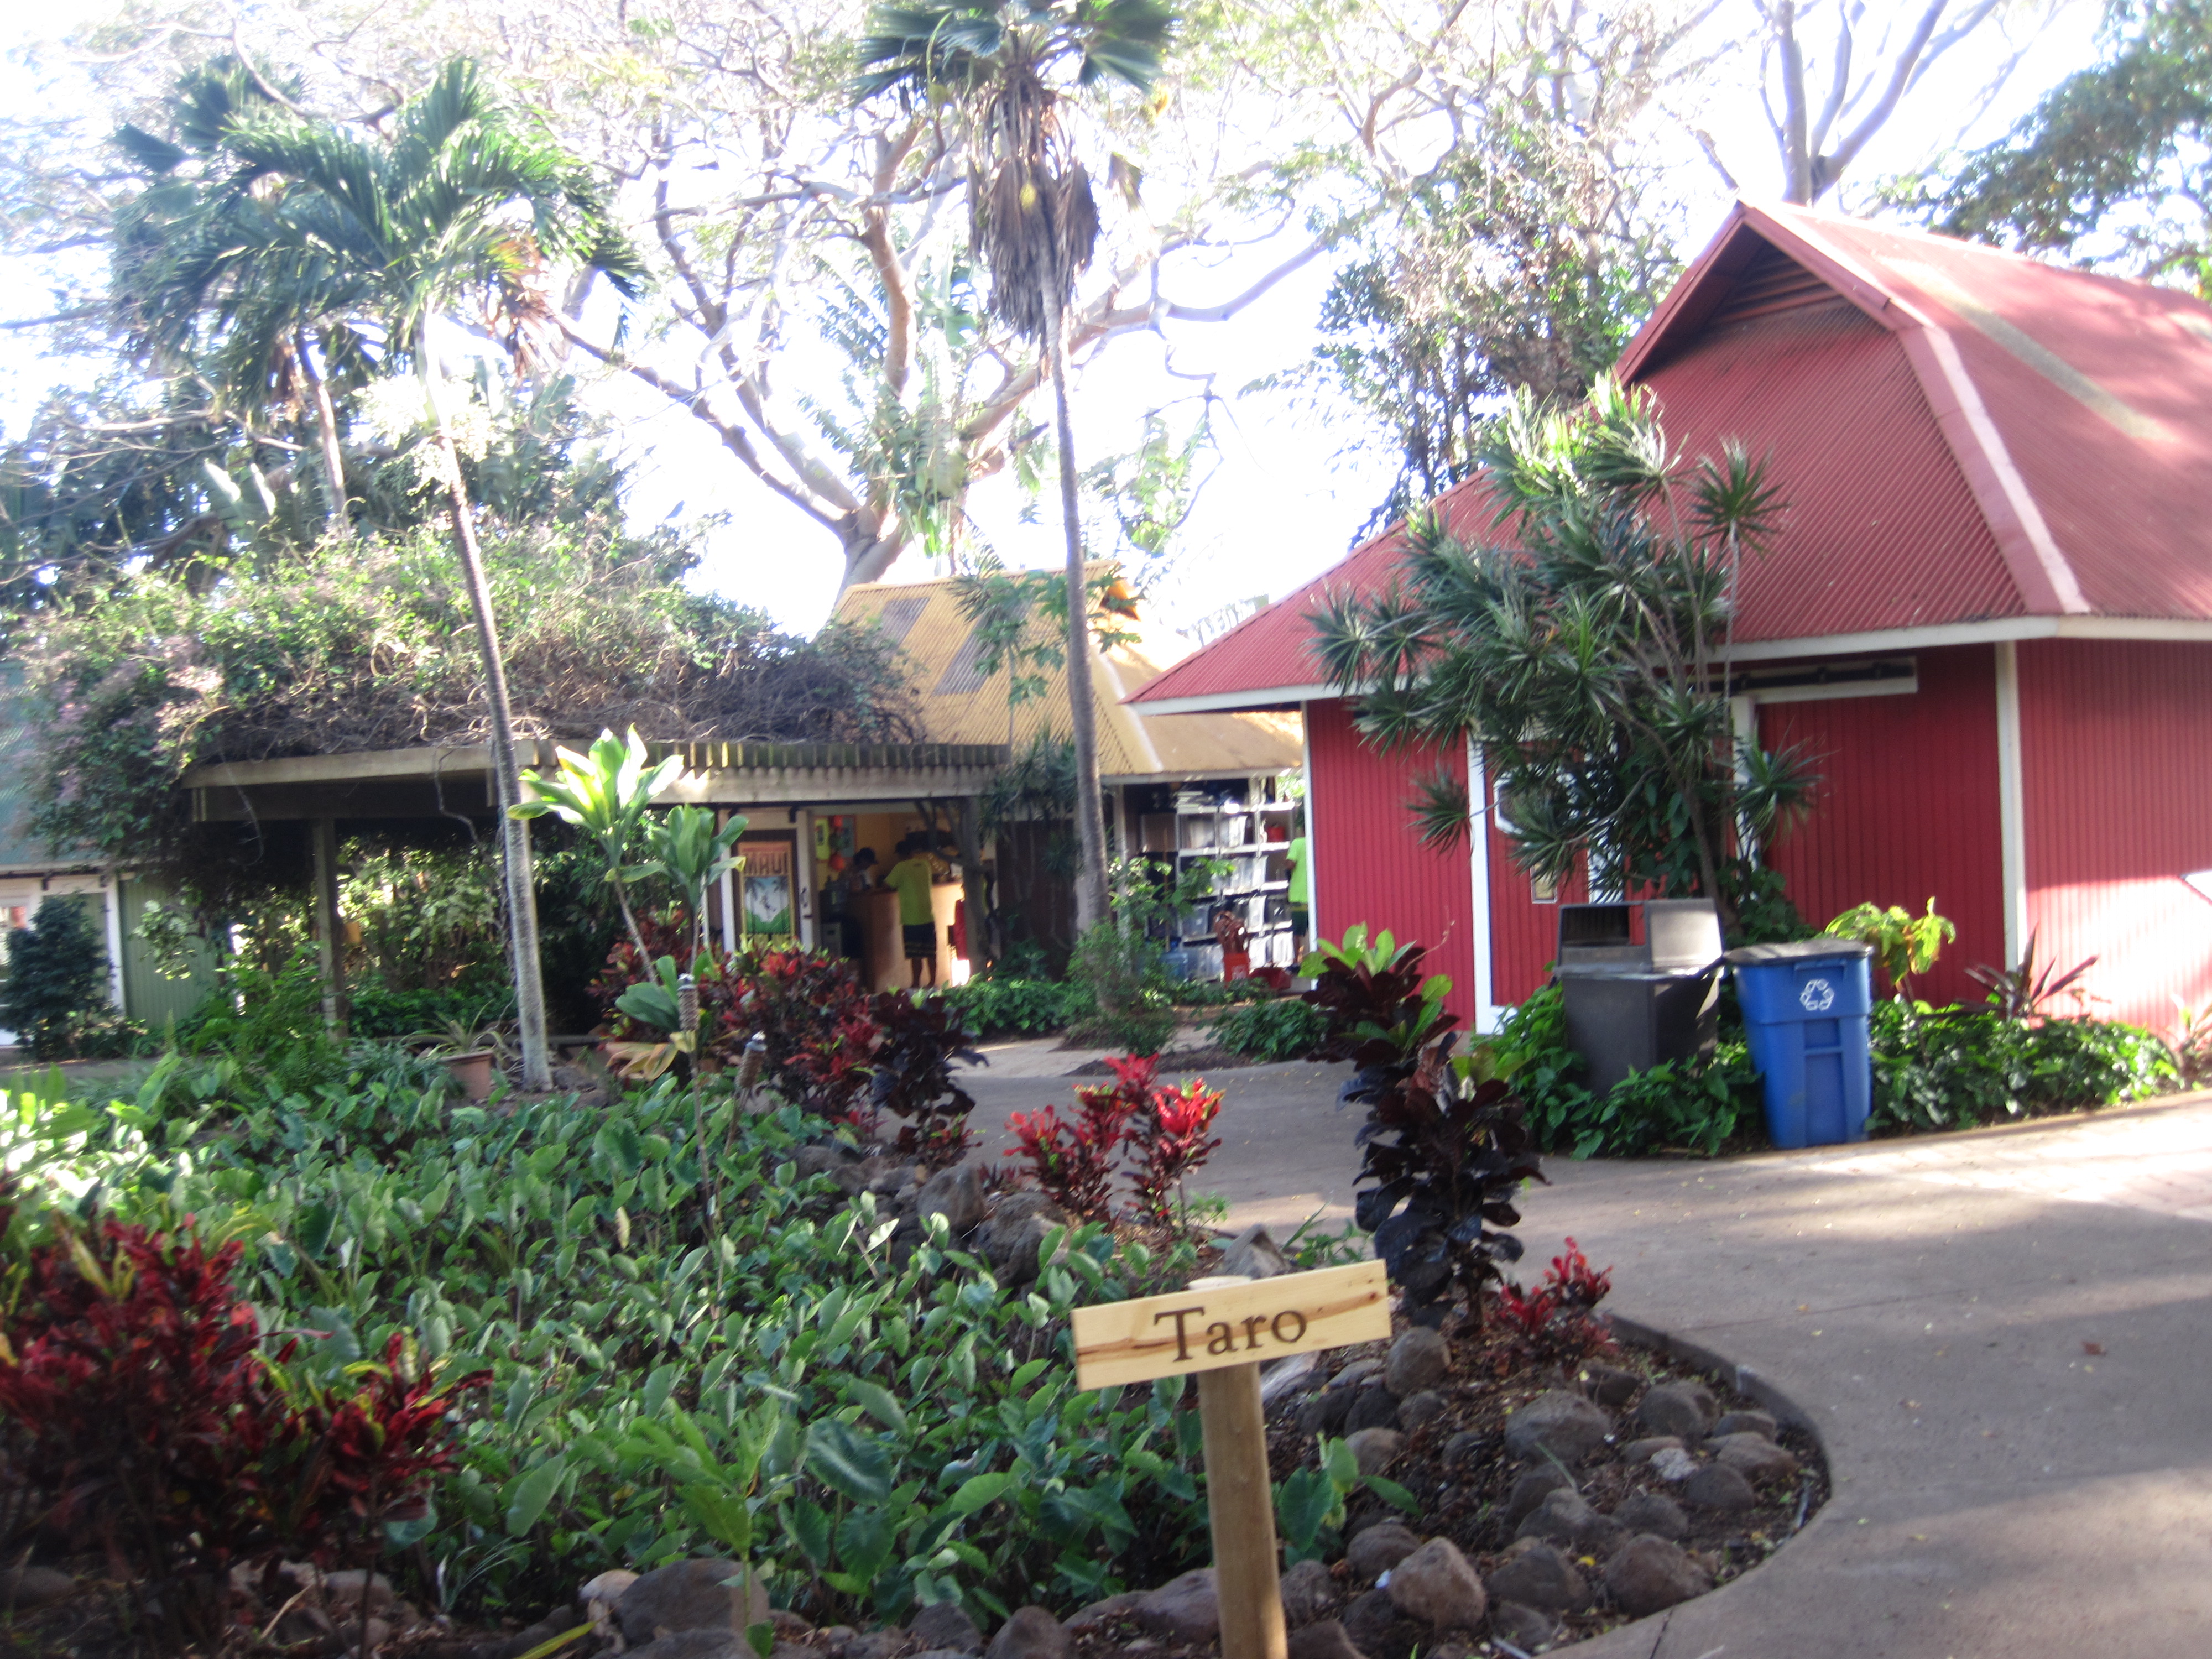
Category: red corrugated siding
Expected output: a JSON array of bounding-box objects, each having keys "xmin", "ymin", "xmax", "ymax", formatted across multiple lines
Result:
[
  {"xmin": 2018, "ymin": 639, "xmax": 2212, "ymax": 1031},
  {"xmin": 1642, "ymin": 281, "xmax": 2022, "ymax": 643},
  {"xmin": 1759, "ymin": 645, "xmax": 2005, "ymax": 1008},
  {"xmin": 1486, "ymin": 807, "xmax": 1589, "ymax": 1006},
  {"xmin": 1306, "ymin": 698, "xmax": 1477, "ymax": 1027}
]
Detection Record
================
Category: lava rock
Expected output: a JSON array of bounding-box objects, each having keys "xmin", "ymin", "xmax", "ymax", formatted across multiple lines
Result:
[
  {"xmin": 1651, "ymin": 1446, "xmax": 1700, "ymax": 1483},
  {"xmin": 1329, "ymin": 1358, "xmax": 1387, "ymax": 1394},
  {"xmin": 1489, "ymin": 1602, "xmax": 1561, "ymax": 1652},
  {"xmin": 1287, "ymin": 1618, "xmax": 1366, "ymax": 1659},
  {"xmin": 1385, "ymin": 1327, "xmax": 1450, "ymax": 1397},
  {"xmin": 1299, "ymin": 1387, "xmax": 1360, "ymax": 1436},
  {"xmin": 1714, "ymin": 1410, "xmax": 1779, "ymax": 1440},
  {"xmin": 915, "ymin": 1165, "xmax": 987, "ymax": 1237},
  {"xmin": 1345, "ymin": 1427, "xmax": 1405, "ymax": 1476},
  {"xmin": 1611, "ymin": 1491, "xmax": 1692, "ymax": 1541},
  {"xmin": 1515, "ymin": 1488, "xmax": 1624, "ymax": 1556},
  {"xmin": 910, "ymin": 1603, "xmax": 984, "ymax": 1653},
  {"xmin": 981, "ymin": 1209, "xmax": 1065, "ymax": 1285},
  {"xmin": 1135, "ymin": 1569, "xmax": 1219, "ymax": 1644},
  {"xmin": 1345, "ymin": 1524, "xmax": 1423, "ymax": 1583},
  {"xmin": 838, "ymin": 1631, "xmax": 909, "ymax": 1659},
  {"xmin": 1503, "ymin": 1390, "xmax": 1612, "ymax": 1464},
  {"xmin": 1263, "ymin": 1352, "xmax": 1326, "ymax": 1413},
  {"xmin": 1220, "ymin": 1223, "xmax": 1293, "ymax": 1280},
  {"xmin": 1441, "ymin": 1430, "xmax": 1484, "ymax": 1468},
  {"xmin": 1636, "ymin": 1381, "xmax": 1719, "ymax": 1443},
  {"xmin": 985, "ymin": 1606, "xmax": 1068, "ymax": 1659},
  {"xmin": 1484, "ymin": 1543, "xmax": 1588, "ymax": 1614},
  {"xmin": 1503, "ymin": 1467, "xmax": 1574, "ymax": 1526},
  {"xmin": 1345, "ymin": 1386, "xmax": 1403, "ymax": 1433},
  {"xmin": 324, "ymin": 1570, "xmax": 397, "ymax": 1612},
  {"xmin": 1064, "ymin": 1593, "xmax": 1145, "ymax": 1631},
  {"xmin": 1713, "ymin": 1433, "xmax": 1801, "ymax": 1481},
  {"xmin": 1397, "ymin": 1390, "xmax": 1448, "ymax": 1433},
  {"xmin": 1385, "ymin": 1539, "xmax": 1488, "ymax": 1632},
  {"xmin": 794, "ymin": 1144, "xmax": 862, "ymax": 1181},
  {"xmin": 1620, "ymin": 1436, "xmax": 1686, "ymax": 1464},
  {"xmin": 1339, "ymin": 1591, "xmax": 1397, "ymax": 1656},
  {"xmin": 622, "ymin": 1635, "xmax": 749, "ymax": 1659},
  {"xmin": 619, "ymin": 1559, "xmax": 769, "ymax": 1645},
  {"xmin": 1604, "ymin": 1537, "xmax": 1713, "ymax": 1617},
  {"xmin": 1579, "ymin": 1361, "xmax": 1642, "ymax": 1407},
  {"xmin": 0, "ymin": 1567, "xmax": 74, "ymax": 1610},
  {"xmin": 770, "ymin": 1610, "xmax": 815, "ymax": 1641},
  {"xmin": 1682, "ymin": 1463, "xmax": 1760, "ymax": 1512},
  {"xmin": 1279, "ymin": 1559, "xmax": 1338, "ymax": 1625}
]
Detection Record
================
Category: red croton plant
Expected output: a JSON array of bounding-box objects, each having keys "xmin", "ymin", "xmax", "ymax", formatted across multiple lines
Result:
[
  {"xmin": 0, "ymin": 1188, "xmax": 486, "ymax": 1650},
  {"xmin": 1005, "ymin": 1055, "xmax": 1224, "ymax": 1227}
]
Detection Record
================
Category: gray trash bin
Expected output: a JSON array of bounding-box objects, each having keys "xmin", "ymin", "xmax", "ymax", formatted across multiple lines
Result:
[{"xmin": 1554, "ymin": 899, "xmax": 1725, "ymax": 1096}]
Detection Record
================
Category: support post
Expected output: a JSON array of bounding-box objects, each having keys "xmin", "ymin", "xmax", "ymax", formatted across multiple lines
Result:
[
  {"xmin": 310, "ymin": 815, "xmax": 348, "ymax": 1036},
  {"xmin": 1190, "ymin": 1273, "xmax": 1286, "ymax": 1659}
]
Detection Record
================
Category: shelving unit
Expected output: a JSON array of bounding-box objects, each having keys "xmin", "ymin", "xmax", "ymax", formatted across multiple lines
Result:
[{"xmin": 1122, "ymin": 773, "xmax": 1300, "ymax": 979}]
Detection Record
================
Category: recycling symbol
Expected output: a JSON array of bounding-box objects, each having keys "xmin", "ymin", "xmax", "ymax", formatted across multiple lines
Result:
[{"xmin": 1799, "ymin": 978, "xmax": 1836, "ymax": 1013}]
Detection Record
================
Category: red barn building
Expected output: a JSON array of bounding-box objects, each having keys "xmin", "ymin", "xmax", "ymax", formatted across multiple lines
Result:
[{"xmin": 1129, "ymin": 202, "xmax": 2212, "ymax": 1036}]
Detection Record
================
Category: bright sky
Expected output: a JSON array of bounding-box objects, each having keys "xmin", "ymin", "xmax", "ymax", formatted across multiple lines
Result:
[{"xmin": 1, "ymin": 2, "xmax": 2103, "ymax": 638}]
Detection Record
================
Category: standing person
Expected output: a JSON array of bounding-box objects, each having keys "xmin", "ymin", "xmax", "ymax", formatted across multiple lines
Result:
[
  {"xmin": 1286, "ymin": 815, "xmax": 1310, "ymax": 959},
  {"xmin": 883, "ymin": 837, "xmax": 941, "ymax": 988}
]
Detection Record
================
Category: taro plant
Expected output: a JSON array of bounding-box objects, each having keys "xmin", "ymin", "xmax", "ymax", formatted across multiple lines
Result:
[
  {"xmin": 1302, "ymin": 932, "xmax": 1543, "ymax": 1325},
  {"xmin": 10, "ymin": 1073, "xmax": 1215, "ymax": 1624},
  {"xmin": 1274, "ymin": 1433, "xmax": 1419, "ymax": 1566}
]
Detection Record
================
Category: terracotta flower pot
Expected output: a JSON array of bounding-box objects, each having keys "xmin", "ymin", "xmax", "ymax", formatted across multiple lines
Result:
[{"xmin": 441, "ymin": 1050, "xmax": 497, "ymax": 1101}]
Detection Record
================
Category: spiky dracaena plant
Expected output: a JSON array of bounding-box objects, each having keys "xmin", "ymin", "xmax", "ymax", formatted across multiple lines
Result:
[{"xmin": 1308, "ymin": 375, "xmax": 1819, "ymax": 936}]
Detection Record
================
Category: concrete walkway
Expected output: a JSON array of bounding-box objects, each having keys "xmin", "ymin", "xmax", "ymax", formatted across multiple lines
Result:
[{"xmin": 970, "ymin": 1056, "xmax": 2212, "ymax": 1657}]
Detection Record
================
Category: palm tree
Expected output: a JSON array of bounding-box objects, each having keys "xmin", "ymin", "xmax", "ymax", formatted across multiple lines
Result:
[
  {"xmin": 120, "ymin": 59, "xmax": 645, "ymax": 1088},
  {"xmin": 855, "ymin": 0, "xmax": 1175, "ymax": 934}
]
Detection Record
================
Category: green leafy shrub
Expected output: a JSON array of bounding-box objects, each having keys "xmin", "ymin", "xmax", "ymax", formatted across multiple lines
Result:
[
  {"xmin": 940, "ymin": 975, "xmax": 1084, "ymax": 1038},
  {"xmin": 1869, "ymin": 1001, "xmax": 2174, "ymax": 1133},
  {"xmin": 1067, "ymin": 924, "xmax": 1178, "ymax": 1055},
  {"xmin": 0, "ymin": 896, "xmax": 127, "ymax": 1060},
  {"xmin": 171, "ymin": 945, "xmax": 346, "ymax": 1095},
  {"xmin": 1493, "ymin": 985, "xmax": 1752, "ymax": 1159},
  {"xmin": 1207, "ymin": 997, "xmax": 1326, "ymax": 1062},
  {"xmin": 9, "ymin": 1077, "xmax": 1213, "ymax": 1625}
]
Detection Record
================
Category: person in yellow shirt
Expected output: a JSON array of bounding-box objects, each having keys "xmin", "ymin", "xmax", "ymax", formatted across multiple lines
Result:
[{"xmin": 882, "ymin": 837, "xmax": 941, "ymax": 987}]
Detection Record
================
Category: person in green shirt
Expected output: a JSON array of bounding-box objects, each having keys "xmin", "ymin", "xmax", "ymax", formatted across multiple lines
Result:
[
  {"xmin": 883, "ymin": 837, "xmax": 941, "ymax": 987},
  {"xmin": 1286, "ymin": 820, "xmax": 1310, "ymax": 956}
]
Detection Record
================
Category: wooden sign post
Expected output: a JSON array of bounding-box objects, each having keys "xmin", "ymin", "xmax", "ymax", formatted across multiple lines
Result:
[{"xmin": 1071, "ymin": 1260, "xmax": 1392, "ymax": 1659}]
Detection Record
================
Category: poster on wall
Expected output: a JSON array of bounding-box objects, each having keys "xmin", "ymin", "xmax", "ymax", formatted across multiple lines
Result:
[{"xmin": 739, "ymin": 839, "xmax": 795, "ymax": 938}]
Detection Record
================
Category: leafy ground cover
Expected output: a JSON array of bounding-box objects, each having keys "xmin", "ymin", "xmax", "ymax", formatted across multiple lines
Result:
[{"xmin": 1, "ymin": 1055, "xmax": 1219, "ymax": 1643}]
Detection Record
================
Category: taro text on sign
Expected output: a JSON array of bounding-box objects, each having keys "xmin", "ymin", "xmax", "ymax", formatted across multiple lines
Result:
[{"xmin": 1071, "ymin": 1260, "xmax": 1389, "ymax": 1391}]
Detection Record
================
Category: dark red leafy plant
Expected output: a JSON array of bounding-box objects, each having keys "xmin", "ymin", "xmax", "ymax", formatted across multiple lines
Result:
[
  {"xmin": 860, "ymin": 991, "xmax": 985, "ymax": 1166},
  {"xmin": 1494, "ymin": 1237, "xmax": 1614, "ymax": 1358},
  {"xmin": 1004, "ymin": 1074, "xmax": 1140, "ymax": 1222},
  {"xmin": 1304, "ymin": 939, "xmax": 1544, "ymax": 1327},
  {"xmin": 0, "ymin": 1198, "xmax": 484, "ymax": 1652}
]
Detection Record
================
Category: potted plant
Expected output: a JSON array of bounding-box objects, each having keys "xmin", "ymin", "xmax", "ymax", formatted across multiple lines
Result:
[{"xmin": 405, "ymin": 1018, "xmax": 513, "ymax": 1101}]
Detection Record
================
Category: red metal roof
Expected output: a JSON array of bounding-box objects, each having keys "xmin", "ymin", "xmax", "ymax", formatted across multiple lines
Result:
[{"xmin": 1133, "ymin": 201, "xmax": 2212, "ymax": 711}]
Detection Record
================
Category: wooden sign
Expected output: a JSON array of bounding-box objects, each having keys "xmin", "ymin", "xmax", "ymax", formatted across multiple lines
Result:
[
  {"xmin": 1071, "ymin": 1260, "xmax": 1389, "ymax": 1391},
  {"xmin": 1071, "ymin": 1262, "xmax": 1395, "ymax": 1659}
]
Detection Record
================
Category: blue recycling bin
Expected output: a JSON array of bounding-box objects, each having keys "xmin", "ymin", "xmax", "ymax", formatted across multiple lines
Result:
[{"xmin": 1724, "ymin": 940, "xmax": 1875, "ymax": 1149}]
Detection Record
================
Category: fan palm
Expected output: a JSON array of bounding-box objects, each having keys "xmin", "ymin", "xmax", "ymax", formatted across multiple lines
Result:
[
  {"xmin": 119, "ymin": 59, "xmax": 645, "ymax": 1087},
  {"xmin": 855, "ymin": 0, "xmax": 1175, "ymax": 932}
]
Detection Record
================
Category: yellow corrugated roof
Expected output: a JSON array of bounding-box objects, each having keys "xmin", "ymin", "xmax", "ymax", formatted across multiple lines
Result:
[{"xmin": 834, "ymin": 574, "xmax": 1301, "ymax": 781}]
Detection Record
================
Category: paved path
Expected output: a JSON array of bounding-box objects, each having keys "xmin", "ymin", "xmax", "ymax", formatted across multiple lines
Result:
[{"xmin": 973, "ymin": 1057, "xmax": 2212, "ymax": 1657}]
